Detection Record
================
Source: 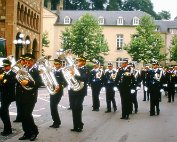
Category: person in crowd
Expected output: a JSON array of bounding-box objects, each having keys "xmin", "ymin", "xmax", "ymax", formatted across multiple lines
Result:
[
  {"xmin": 18, "ymin": 53, "xmax": 41, "ymax": 141},
  {"xmin": 49, "ymin": 58, "xmax": 67, "ymax": 128},
  {"xmin": 0, "ymin": 59, "xmax": 16, "ymax": 136},
  {"xmin": 69, "ymin": 56, "xmax": 89, "ymax": 132},
  {"xmin": 116, "ymin": 59, "xmax": 136, "ymax": 119},
  {"xmin": 14, "ymin": 54, "xmax": 26, "ymax": 123},
  {"xmin": 103, "ymin": 62, "xmax": 117, "ymax": 113},
  {"xmin": 147, "ymin": 60, "xmax": 163, "ymax": 116},
  {"xmin": 141, "ymin": 64, "xmax": 150, "ymax": 101},
  {"xmin": 89, "ymin": 60, "xmax": 104, "ymax": 111}
]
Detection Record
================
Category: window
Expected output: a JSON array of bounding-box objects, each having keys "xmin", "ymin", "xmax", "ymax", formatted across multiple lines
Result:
[
  {"xmin": 116, "ymin": 34, "xmax": 124, "ymax": 50},
  {"xmin": 155, "ymin": 26, "xmax": 160, "ymax": 32},
  {"xmin": 133, "ymin": 17, "xmax": 140, "ymax": 25},
  {"xmin": 117, "ymin": 17, "xmax": 124, "ymax": 25},
  {"xmin": 64, "ymin": 16, "xmax": 71, "ymax": 24},
  {"xmin": 169, "ymin": 28, "xmax": 177, "ymax": 34},
  {"xmin": 98, "ymin": 16, "xmax": 104, "ymax": 25}
]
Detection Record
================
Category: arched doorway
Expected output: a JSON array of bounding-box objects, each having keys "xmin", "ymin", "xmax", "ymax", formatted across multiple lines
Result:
[{"xmin": 32, "ymin": 38, "xmax": 38, "ymax": 59}]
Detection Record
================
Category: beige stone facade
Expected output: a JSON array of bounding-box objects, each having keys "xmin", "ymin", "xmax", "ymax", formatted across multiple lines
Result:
[{"xmin": 0, "ymin": 0, "xmax": 43, "ymax": 60}]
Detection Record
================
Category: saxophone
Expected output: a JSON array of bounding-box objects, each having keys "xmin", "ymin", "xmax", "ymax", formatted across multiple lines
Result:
[
  {"xmin": 36, "ymin": 57, "xmax": 59, "ymax": 95},
  {"xmin": 59, "ymin": 49, "xmax": 84, "ymax": 91}
]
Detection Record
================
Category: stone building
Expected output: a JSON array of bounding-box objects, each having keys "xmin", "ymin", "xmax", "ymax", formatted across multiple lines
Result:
[{"xmin": 0, "ymin": 0, "xmax": 43, "ymax": 60}]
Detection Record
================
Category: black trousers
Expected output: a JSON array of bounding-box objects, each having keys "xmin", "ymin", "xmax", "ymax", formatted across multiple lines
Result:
[
  {"xmin": 20, "ymin": 102, "xmax": 38, "ymax": 137},
  {"xmin": 167, "ymin": 87, "xmax": 175, "ymax": 102},
  {"xmin": 0, "ymin": 101, "xmax": 12, "ymax": 133},
  {"xmin": 105, "ymin": 87, "xmax": 117, "ymax": 111},
  {"xmin": 131, "ymin": 91, "xmax": 138, "ymax": 112},
  {"xmin": 50, "ymin": 93, "xmax": 62, "ymax": 125},
  {"xmin": 91, "ymin": 86, "xmax": 101, "ymax": 110}
]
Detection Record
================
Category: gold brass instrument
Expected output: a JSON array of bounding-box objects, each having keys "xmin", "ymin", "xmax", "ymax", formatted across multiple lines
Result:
[
  {"xmin": 10, "ymin": 58, "xmax": 35, "ymax": 90},
  {"xmin": 36, "ymin": 57, "xmax": 59, "ymax": 95},
  {"xmin": 59, "ymin": 49, "xmax": 84, "ymax": 91}
]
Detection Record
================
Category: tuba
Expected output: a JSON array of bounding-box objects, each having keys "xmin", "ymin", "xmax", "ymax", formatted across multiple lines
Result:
[
  {"xmin": 9, "ymin": 56, "xmax": 35, "ymax": 90},
  {"xmin": 36, "ymin": 57, "xmax": 58, "ymax": 95},
  {"xmin": 59, "ymin": 49, "xmax": 84, "ymax": 91}
]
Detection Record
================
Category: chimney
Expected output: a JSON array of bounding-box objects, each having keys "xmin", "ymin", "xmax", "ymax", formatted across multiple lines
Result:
[{"xmin": 47, "ymin": 0, "xmax": 51, "ymax": 10}]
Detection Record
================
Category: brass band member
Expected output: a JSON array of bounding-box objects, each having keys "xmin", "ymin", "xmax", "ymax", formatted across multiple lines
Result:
[
  {"xmin": 0, "ymin": 59, "xmax": 16, "ymax": 136},
  {"xmin": 147, "ymin": 60, "xmax": 163, "ymax": 116},
  {"xmin": 49, "ymin": 59, "xmax": 67, "ymax": 128},
  {"xmin": 18, "ymin": 54, "xmax": 41, "ymax": 141},
  {"xmin": 89, "ymin": 60, "xmax": 104, "ymax": 111},
  {"xmin": 116, "ymin": 59, "xmax": 136, "ymax": 119},
  {"xmin": 104, "ymin": 62, "xmax": 117, "ymax": 113},
  {"xmin": 69, "ymin": 56, "xmax": 89, "ymax": 132}
]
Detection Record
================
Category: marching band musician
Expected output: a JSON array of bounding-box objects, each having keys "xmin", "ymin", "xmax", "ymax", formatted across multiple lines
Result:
[
  {"xmin": 89, "ymin": 60, "xmax": 104, "ymax": 111},
  {"xmin": 103, "ymin": 62, "xmax": 117, "ymax": 113},
  {"xmin": 14, "ymin": 54, "xmax": 26, "ymax": 123},
  {"xmin": 128, "ymin": 62, "xmax": 141, "ymax": 114},
  {"xmin": 116, "ymin": 59, "xmax": 136, "ymax": 119},
  {"xmin": 49, "ymin": 58, "xmax": 67, "ymax": 128},
  {"xmin": 0, "ymin": 59, "xmax": 16, "ymax": 136},
  {"xmin": 18, "ymin": 53, "xmax": 41, "ymax": 141},
  {"xmin": 69, "ymin": 56, "xmax": 89, "ymax": 132},
  {"xmin": 163, "ymin": 66, "xmax": 177, "ymax": 102},
  {"xmin": 147, "ymin": 60, "xmax": 163, "ymax": 116},
  {"xmin": 141, "ymin": 64, "xmax": 150, "ymax": 101}
]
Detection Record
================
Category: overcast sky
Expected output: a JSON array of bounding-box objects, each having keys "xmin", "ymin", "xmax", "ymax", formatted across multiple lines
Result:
[{"xmin": 151, "ymin": 0, "xmax": 177, "ymax": 20}]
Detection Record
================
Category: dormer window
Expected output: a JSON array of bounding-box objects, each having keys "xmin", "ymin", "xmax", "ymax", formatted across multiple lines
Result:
[
  {"xmin": 98, "ymin": 16, "xmax": 104, "ymax": 25},
  {"xmin": 64, "ymin": 16, "xmax": 71, "ymax": 24},
  {"xmin": 133, "ymin": 17, "xmax": 140, "ymax": 25},
  {"xmin": 117, "ymin": 17, "xmax": 124, "ymax": 25},
  {"xmin": 155, "ymin": 26, "xmax": 160, "ymax": 32}
]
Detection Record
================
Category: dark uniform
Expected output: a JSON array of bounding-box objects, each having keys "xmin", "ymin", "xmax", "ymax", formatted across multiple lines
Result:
[
  {"xmin": 89, "ymin": 60, "xmax": 104, "ymax": 111},
  {"xmin": 147, "ymin": 60, "xmax": 163, "ymax": 116},
  {"xmin": 163, "ymin": 66, "xmax": 177, "ymax": 102},
  {"xmin": 0, "ymin": 59, "xmax": 16, "ymax": 136},
  {"xmin": 141, "ymin": 65, "xmax": 150, "ymax": 101},
  {"xmin": 116, "ymin": 59, "xmax": 136, "ymax": 119},
  {"xmin": 49, "ymin": 59, "xmax": 67, "ymax": 128},
  {"xmin": 69, "ymin": 56, "xmax": 89, "ymax": 132},
  {"xmin": 18, "ymin": 54, "xmax": 41, "ymax": 141}
]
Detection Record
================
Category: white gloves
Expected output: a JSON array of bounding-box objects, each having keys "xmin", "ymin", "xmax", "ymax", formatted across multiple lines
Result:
[
  {"xmin": 163, "ymin": 84, "xmax": 167, "ymax": 87},
  {"xmin": 175, "ymin": 84, "xmax": 177, "ymax": 87},
  {"xmin": 144, "ymin": 86, "xmax": 148, "ymax": 91},
  {"xmin": 160, "ymin": 89, "xmax": 164, "ymax": 93},
  {"xmin": 136, "ymin": 86, "xmax": 140, "ymax": 90},
  {"xmin": 101, "ymin": 87, "xmax": 106, "ymax": 91},
  {"xmin": 131, "ymin": 89, "xmax": 135, "ymax": 94},
  {"xmin": 113, "ymin": 87, "xmax": 118, "ymax": 91}
]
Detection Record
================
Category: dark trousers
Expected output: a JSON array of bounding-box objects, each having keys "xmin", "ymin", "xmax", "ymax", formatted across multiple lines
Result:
[
  {"xmin": 143, "ymin": 86, "xmax": 149, "ymax": 101},
  {"xmin": 15, "ymin": 98, "xmax": 22, "ymax": 121},
  {"xmin": 0, "ymin": 101, "xmax": 12, "ymax": 133},
  {"xmin": 131, "ymin": 91, "xmax": 138, "ymax": 112},
  {"xmin": 105, "ymin": 87, "xmax": 117, "ymax": 111},
  {"xmin": 20, "ymin": 102, "xmax": 38, "ymax": 137},
  {"xmin": 91, "ymin": 86, "xmax": 101, "ymax": 110},
  {"xmin": 167, "ymin": 88, "xmax": 175, "ymax": 102},
  {"xmin": 50, "ymin": 93, "xmax": 62, "ymax": 125},
  {"xmin": 150, "ymin": 98, "xmax": 160, "ymax": 115}
]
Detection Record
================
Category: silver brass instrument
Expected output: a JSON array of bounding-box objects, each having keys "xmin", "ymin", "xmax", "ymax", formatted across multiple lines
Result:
[
  {"xmin": 59, "ymin": 49, "xmax": 84, "ymax": 91},
  {"xmin": 36, "ymin": 57, "xmax": 58, "ymax": 95},
  {"xmin": 10, "ymin": 57, "xmax": 35, "ymax": 90}
]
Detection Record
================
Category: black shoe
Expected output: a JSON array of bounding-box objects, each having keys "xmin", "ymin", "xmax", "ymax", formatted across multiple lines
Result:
[
  {"xmin": 67, "ymin": 107, "xmax": 71, "ymax": 110},
  {"xmin": 114, "ymin": 107, "xmax": 117, "ymax": 112},
  {"xmin": 143, "ymin": 99, "xmax": 146, "ymax": 101},
  {"xmin": 1, "ymin": 131, "xmax": 12, "ymax": 136},
  {"xmin": 70, "ymin": 128, "xmax": 77, "ymax": 131},
  {"xmin": 13, "ymin": 119, "xmax": 22, "ymax": 123},
  {"xmin": 19, "ymin": 135, "xmax": 30, "ymax": 140},
  {"xmin": 105, "ymin": 110, "xmax": 111, "ymax": 113},
  {"xmin": 150, "ymin": 113, "xmax": 155, "ymax": 116},
  {"xmin": 135, "ymin": 110, "xmax": 138, "ymax": 114},
  {"xmin": 125, "ymin": 115, "xmax": 129, "ymax": 119},
  {"xmin": 120, "ymin": 117, "xmax": 126, "ymax": 119},
  {"xmin": 75, "ymin": 128, "xmax": 82, "ymax": 132},
  {"xmin": 30, "ymin": 134, "xmax": 38, "ymax": 141}
]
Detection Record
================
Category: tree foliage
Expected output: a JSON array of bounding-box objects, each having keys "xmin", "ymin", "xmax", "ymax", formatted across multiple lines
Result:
[
  {"xmin": 125, "ymin": 15, "xmax": 166, "ymax": 64},
  {"xmin": 171, "ymin": 35, "xmax": 177, "ymax": 61},
  {"xmin": 42, "ymin": 32, "xmax": 50, "ymax": 56},
  {"xmin": 60, "ymin": 13, "xmax": 109, "ymax": 62},
  {"xmin": 157, "ymin": 11, "xmax": 171, "ymax": 20},
  {"xmin": 106, "ymin": 0, "xmax": 122, "ymax": 11}
]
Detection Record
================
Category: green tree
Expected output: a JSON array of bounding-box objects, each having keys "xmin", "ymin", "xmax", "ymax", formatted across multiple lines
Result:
[
  {"xmin": 171, "ymin": 35, "xmax": 177, "ymax": 61},
  {"xmin": 157, "ymin": 10, "xmax": 171, "ymax": 20},
  {"xmin": 91, "ymin": 0, "xmax": 107, "ymax": 10},
  {"xmin": 106, "ymin": 0, "xmax": 122, "ymax": 11},
  {"xmin": 60, "ymin": 13, "xmax": 109, "ymax": 62},
  {"xmin": 42, "ymin": 32, "xmax": 50, "ymax": 56},
  {"xmin": 125, "ymin": 15, "xmax": 166, "ymax": 64}
]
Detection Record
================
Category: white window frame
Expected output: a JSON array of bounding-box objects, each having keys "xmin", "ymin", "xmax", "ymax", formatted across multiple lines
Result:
[
  {"xmin": 133, "ymin": 17, "xmax": 140, "ymax": 25},
  {"xmin": 64, "ymin": 16, "xmax": 71, "ymax": 24},
  {"xmin": 98, "ymin": 16, "xmax": 104, "ymax": 25},
  {"xmin": 117, "ymin": 17, "xmax": 124, "ymax": 25},
  {"xmin": 116, "ymin": 34, "xmax": 124, "ymax": 50}
]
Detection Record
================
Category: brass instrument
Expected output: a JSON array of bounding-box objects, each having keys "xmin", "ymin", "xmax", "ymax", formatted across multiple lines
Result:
[
  {"xmin": 36, "ymin": 57, "xmax": 59, "ymax": 95},
  {"xmin": 59, "ymin": 49, "xmax": 84, "ymax": 91}
]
